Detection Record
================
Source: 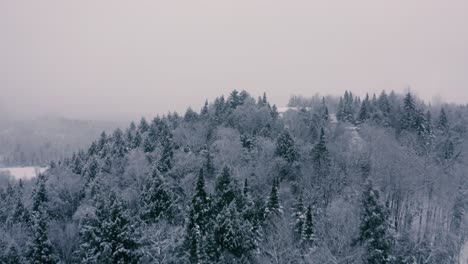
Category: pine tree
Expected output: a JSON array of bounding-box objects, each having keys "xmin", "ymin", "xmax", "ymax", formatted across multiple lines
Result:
[
  {"xmin": 359, "ymin": 182, "xmax": 392, "ymax": 264},
  {"xmin": 202, "ymin": 148, "xmax": 215, "ymax": 179},
  {"xmin": 293, "ymin": 194, "xmax": 306, "ymax": 242},
  {"xmin": 336, "ymin": 97, "xmax": 345, "ymax": 122},
  {"xmin": 143, "ymin": 133, "xmax": 155, "ymax": 153},
  {"xmin": 265, "ymin": 179, "xmax": 281, "ymax": 216},
  {"xmin": 139, "ymin": 166, "xmax": 174, "ymax": 223},
  {"xmin": 132, "ymin": 130, "xmax": 142, "ymax": 148},
  {"xmin": 321, "ymin": 97, "xmax": 329, "ymax": 121},
  {"xmin": 201, "ymin": 100, "xmax": 209, "ymax": 116},
  {"xmin": 79, "ymin": 192, "xmax": 141, "ymax": 264},
  {"xmin": 157, "ymin": 123, "xmax": 174, "ymax": 173},
  {"xmin": 302, "ymin": 205, "xmax": 315, "ymax": 248},
  {"xmin": 275, "ymin": 131, "xmax": 299, "ymax": 163},
  {"xmin": 213, "ymin": 202, "xmax": 254, "ymax": 259},
  {"xmin": 214, "ymin": 166, "xmax": 237, "ymax": 210},
  {"xmin": 228, "ymin": 89, "xmax": 241, "ymax": 109},
  {"xmin": 27, "ymin": 174, "xmax": 59, "ymax": 264},
  {"xmin": 138, "ymin": 117, "xmax": 149, "ymax": 133},
  {"xmin": 311, "ymin": 128, "xmax": 331, "ymax": 177},
  {"xmin": 437, "ymin": 107, "xmax": 449, "ymax": 131},
  {"xmin": 185, "ymin": 169, "xmax": 212, "ymax": 263},
  {"xmin": 184, "ymin": 107, "xmax": 199, "ymax": 123},
  {"xmin": 97, "ymin": 131, "xmax": 108, "ymax": 152},
  {"xmin": 86, "ymin": 156, "xmax": 99, "ymax": 181},
  {"xmin": 343, "ymin": 91, "xmax": 355, "ymax": 123},
  {"xmin": 9, "ymin": 180, "xmax": 30, "ymax": 225},
  {"xmin": 358, "ymin": 94, "xmax": 371, "ymax": 123},
  {"xmin": 401, "ymin": 92, "xmax": 422, "ymax": 131}
]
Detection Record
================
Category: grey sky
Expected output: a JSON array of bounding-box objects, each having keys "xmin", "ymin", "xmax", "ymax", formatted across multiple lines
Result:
[{"xmin": 1, "ymin": 0, "xmax": 468, "ymax": 120}]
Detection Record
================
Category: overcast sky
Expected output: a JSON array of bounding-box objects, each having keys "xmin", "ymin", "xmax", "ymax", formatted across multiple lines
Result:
[{"xmin": 1, "ymin": 0, "xmax": 467, "ymax": 120}]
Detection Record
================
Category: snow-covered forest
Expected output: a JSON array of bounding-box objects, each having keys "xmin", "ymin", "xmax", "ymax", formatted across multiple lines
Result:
[{"xmin": 0, "ymin": 90, "xmax": 467, "ymax": 264}]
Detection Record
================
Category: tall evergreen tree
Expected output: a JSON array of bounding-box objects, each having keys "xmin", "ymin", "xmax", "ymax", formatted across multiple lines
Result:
[
  {"xmin": 132, "ymin": 130, "xmax": 142, "ymax": 148},
  {"xmin": 359, "ymin": 183, "xmax": 392, "ymax": 264},
  {"xmin": 79, "ymin": 192, "xmax": 140, "ymax": 264},
  {"xmin": 275, "ymin": 131, "xmax": 299, "ymax": 163},
  {"xmin": 214, "ymin": 166, "xmax": 238, "ymax": 210},
  {"xmin": 358, "ymin": 94, "xmax": 371, "ymax": 123},
  {"xmin": 185, "ymin": 169, "xmax": 212, "ymax": 263},
  {"xmin": 138, "ymin": 117, "xmax": 149, "ymax": 133},
  {"xmin": 139, "ymin": 166, "xmax": 174, "ymax": 223},
  {"xmin": 293, "ymin": 194, "xmax": 306, "ymax": 242},
  {"xmin": 213, "ymin": 202, "xmax": 255, "ymax": 259},
  {"xmin": 438, "ymin": 107, "xmax": 449, "ymax": 131},
  {"xmin": 302, "ymin": 205, "xmax": 315, "ymax": 248},
  {"xmin": 228, "ymin": 89, "xmax": 241, "ymax": 109},
  {"xmin": 319, "ymin": 97, "xmax": 329, "ymax": 122},
  {"xmin": 201, "ymin": 100, "xmax": 209, "ymax": 116},
  {"xmin": 311, "ymin": 128, "xmax": 331, "ymax": 178},
  {"xmin": 157, "ymin": 122, "xmax": 174, "ymax": 173},
  {"xmin": 27, "ymin": 174, "xmax": 58, "ymax": 264},
  {"xmin": 265, "ymin": 179, "xmax": 281, "ymax": 216}
]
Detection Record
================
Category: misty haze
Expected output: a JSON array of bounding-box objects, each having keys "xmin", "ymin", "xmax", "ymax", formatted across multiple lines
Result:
[{"xmin": 1, "ymin": 1, "xmax": 467, "ymax": 264}]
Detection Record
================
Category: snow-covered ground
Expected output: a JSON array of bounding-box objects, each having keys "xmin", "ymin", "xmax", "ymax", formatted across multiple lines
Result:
[
  {"xmin": 461, "ymin": 241, "xmax": 468, "ymax": 264},
  {"xmin": 0, "ymin": 166, "xmax": 47, "ymax": 180}
]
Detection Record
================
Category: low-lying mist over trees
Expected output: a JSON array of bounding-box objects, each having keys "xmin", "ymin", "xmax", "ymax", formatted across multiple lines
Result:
[{"xmin": 0, "ymin": 90, "xmax": 467, "ymax": 263}]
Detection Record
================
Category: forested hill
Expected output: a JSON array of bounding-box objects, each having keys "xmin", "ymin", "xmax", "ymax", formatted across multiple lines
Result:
[{"xmin": 1, "ymin": 90, "xmax": 467, "ymax": 264}]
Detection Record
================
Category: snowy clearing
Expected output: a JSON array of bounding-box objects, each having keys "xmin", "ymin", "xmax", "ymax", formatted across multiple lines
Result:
[{"xmin": 0, "ymin": 166, "xmax": 47, "ymax": 180}]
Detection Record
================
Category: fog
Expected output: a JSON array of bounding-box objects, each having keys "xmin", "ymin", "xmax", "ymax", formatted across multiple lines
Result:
[{"xmin": 1, "ymin": 0, "xmax": 468, "ymax": 121}]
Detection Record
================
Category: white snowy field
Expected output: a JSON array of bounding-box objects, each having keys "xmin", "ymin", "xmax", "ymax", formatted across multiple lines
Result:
[{"xmin": 0, "ymin": 166, "xmax": 47, "ymax": 180}]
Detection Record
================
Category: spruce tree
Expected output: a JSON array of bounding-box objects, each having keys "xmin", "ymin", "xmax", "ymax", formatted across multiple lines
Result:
[
  {"xmin": 228, "ymin": 89, "xmax": 241, "ymax": 109},
  {"xmin": 359, "ymin": 183, "xmax": 392, "ymax": 264},
  {"xmin": 438, "ymin": 107, "xmax": 449, "ymax": 131},
  {"xmin": 201, "ymin": 100, "xmax": 209, "ymax": 116},
  {"xmin": 275, "ymin": 131, "xmax": 299, "ymax": 163},
  {"xmin": 79, "ymin": 192, "xmax": 140, "ymax": 264},
  {"xmin": 293, "ymin": 194, "xmax": 306, "ymax": 242},
  {"xmin": 214, "ymin": 166, "xmax": 237, "ymax": 210},
  {"xmin": 321, "ymin": 97, "xmax": 329, "ymax": 121},
  {"xmin": 157, "ymin": 123, "xmax": 174, "ymax": 173},
  {"xmin": 27, "ymin": 174, "xmax": 59, "ymax": 264},
  {"xmin": 213, "ymin": 202, "xmax": 254, "ymax": 259},
  {"xmin": 86, "ymin": 156, "xmax": 99, "ymax": 181},
  {"xmin": 337, "ymin": 97, "xmax": 345, "ymax": 122},
  {"xmin": 358, "ymin": 94, "xmax": 371, "ymax": 123},
  {"xmin": 265, "ymin": 179, "xmax": 281, "ymax": 216},
  {"xmin": 132, "ymin": 130, "xmax": 142, "ymax": 148},
  {"xmin": 138, "ymin": 117, "xmax": 149, "ymax": 133},
  {"xmin": 139, "ymin": 166, "xmax": 174, "ymax": 223},
  {"xmin": 311, "ymin": 128, "xmax": 331, "ymax": 177},
  {"xmin": 302, "ymin": 205, "xmax": 315, "ymax": 248},
  {"xmin": 185, "ymin": 169, "xmax": 212, "ymax": 263}
]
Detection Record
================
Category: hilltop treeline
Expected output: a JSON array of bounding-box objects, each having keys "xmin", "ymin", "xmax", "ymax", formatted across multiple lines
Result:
[{"xmin": 0, "ymin": 90, "xmax": 467, "ymax": 263}]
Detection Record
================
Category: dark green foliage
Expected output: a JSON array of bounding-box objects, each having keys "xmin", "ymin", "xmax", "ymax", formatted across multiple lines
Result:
[
  {"xmin": 214, "ymin": 166, "xmax": 238, "ymax": 210},
  {"xmin": 265, "ymin": 178, "xmax": 281, "ymax": 216},
  {"xmin": 213, "ymin": 202, "xmax": 255, "ymax": 259},
  {"xmin": 27, "ymin": 174, "xmax": 59, "ymax": 264},
  {"xmin": 293, "ymin": 194, "xmax": 305, "ymax": 241},
  {"xmin": 438, "ymin": 108, "xmax": 449, "ymax": 131},
  {"xmin": 184, "ymin": 107, "xmax": 199, "ymax": 123},
  {"xmin": 79, "ymin": 192, "xmax": 141, "ymax": 264},
  {"xmin": 358, "ymin": 94, "xmax": 371, "ymax": 122},
  {"xmin": 359, "ymin": 183, "xmax": 392, "ymax": 264},
  {"xmin": 157, "ymin": 122, "xmax": 174, "ymax": 173},
  {"xmin": 311, "ymin": 128, "xmax": 331, "ymax": 177},
  {"xmin": 302, "ymin": 205, "xmax": 315, "ymax": 247},
  {"xmin": 138, "ymin": 117, "xmax": 149, "ymax": 133},
  {"xmin": 184, "ymin": 169, "xmax": 212, "ymax": 262},
  {"xmin": 139, "ymin": 166, "xmax": 175, "ymax": 223},
  {"xmin": 275, "ymin": 130, "xmax": 299, "ymax": 163}
]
